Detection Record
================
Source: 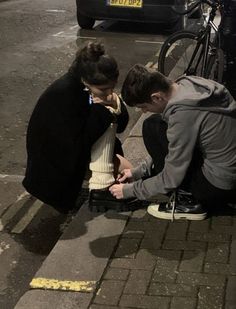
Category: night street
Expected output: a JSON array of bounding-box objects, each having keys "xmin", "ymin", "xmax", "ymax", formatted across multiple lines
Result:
[
  {"xmin": 1, "ymin": 1, "xmax": 236, "ymax": 309},
  {"xmin": 0, "ymin": 0, "xmax": 168, "ymax": 307}
]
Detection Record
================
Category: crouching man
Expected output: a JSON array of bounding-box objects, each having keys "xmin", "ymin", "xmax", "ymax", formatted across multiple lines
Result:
[{"xmin": 109, "ymin": 64, "xmax": 236, "ymax": 220}]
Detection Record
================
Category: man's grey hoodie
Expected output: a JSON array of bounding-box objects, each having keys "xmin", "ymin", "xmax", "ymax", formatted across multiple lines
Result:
[{"xmin": 123, "ymin": 76, "xmax": 236, "ymax": 200}]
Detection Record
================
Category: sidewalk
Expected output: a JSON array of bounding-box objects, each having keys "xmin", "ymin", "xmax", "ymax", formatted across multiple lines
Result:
[{"xmin": 14, "ymin": 113, "xmax": 236, "ymax": 309}]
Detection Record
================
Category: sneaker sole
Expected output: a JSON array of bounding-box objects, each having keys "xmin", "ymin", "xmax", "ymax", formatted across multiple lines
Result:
[{"xmin": 147, "ymin": 204, "xmax": 207, "ymax": 221}]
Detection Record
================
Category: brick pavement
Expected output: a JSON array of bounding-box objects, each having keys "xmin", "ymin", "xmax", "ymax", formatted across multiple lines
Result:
[
  {"xmin": 89, "ymin": 208, "xmax": 236, "ymax": 309},
  {"xmin": 14, "ymin": 112, "xmax": 236, "ymax": 309}
]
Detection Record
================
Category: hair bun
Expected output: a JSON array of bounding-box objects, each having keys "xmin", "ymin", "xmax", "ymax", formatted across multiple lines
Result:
[{"xmin": 83, "ymin": 42, "xmax": 105, "ymax": 62}]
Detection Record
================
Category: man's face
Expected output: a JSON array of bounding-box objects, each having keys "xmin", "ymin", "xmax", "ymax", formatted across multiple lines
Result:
[{"xmin": 136, "ymin": 93, "xmax": 167, "ymax": 114}]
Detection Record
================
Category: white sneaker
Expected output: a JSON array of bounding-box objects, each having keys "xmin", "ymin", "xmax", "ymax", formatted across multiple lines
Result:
[{"xmin": 147, "ymin": 190, "xmax": 207, "ymax": 221}]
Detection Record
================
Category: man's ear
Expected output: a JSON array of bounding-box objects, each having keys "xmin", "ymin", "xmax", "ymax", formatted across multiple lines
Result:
[{"xmin": 151, "ymin": 92, "xmax": 161, "ymax": 103}]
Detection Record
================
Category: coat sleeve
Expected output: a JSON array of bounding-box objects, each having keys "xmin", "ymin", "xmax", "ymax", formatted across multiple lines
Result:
[{"xmin": 82, "ymin": 103, "xmax": 115, "ymax": 148}]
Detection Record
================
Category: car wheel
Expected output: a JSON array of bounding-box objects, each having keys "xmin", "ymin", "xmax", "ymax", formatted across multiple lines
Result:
[{"xmin": 77, "ymin": 10, "xmax": 95, "ymax": 29}]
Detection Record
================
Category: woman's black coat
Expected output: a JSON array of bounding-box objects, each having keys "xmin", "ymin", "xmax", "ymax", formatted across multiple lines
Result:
[{"xmin": 22, "ymin": 72, "xmax": 129, "ymax": 213}]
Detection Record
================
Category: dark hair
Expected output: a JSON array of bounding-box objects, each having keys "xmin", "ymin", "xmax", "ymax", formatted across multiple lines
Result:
[
  {"xmin": 121, "ymin": 64, "xmax": 172, "ymax": 106},
  {"xmin": 69, "ymin": 42, "xmax": 119, "ymax": 85}
]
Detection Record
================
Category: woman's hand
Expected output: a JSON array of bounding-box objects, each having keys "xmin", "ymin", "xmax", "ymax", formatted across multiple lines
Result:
[
  {"xmin": 117, "ymin": 168, "xmax": 133, "ymax": 183},
  {"xmin": 109, "ymin": 183, "xmax": 124, "ymax": 199},
  {"xmin": 92, "ymin": 92, "xmax": 119, "ymax": 110}
]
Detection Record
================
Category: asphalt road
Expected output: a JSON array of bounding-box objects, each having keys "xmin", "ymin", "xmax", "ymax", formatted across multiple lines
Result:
[{"xmin": 0, "ymin": 0, "xmax": 174, "ymax": 308}]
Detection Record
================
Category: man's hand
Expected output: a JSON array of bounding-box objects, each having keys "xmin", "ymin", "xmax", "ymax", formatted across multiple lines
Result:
[
  {"xmin": 109, "ymin": 183, "xmax": 124, "ymax": 199},
  {"xmin": 117, "ymin": 168, "xmax": 133, "ymax": 183}
]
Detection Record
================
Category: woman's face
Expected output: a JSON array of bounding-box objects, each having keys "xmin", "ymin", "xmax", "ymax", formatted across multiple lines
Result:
[{"xmin": 84, "ymin": 80, "xmax": 117, "ymax": 100}]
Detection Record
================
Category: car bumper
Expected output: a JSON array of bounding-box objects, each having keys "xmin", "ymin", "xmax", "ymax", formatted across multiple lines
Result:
[{"xmin": 77, "ymin": 0, "xmax": 187, "ymax": 24}]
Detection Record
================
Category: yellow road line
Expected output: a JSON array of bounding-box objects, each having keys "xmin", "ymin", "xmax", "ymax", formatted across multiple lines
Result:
[{"xmin": 30, "ymin": 278, "xmax": 97, "ymax": 292}]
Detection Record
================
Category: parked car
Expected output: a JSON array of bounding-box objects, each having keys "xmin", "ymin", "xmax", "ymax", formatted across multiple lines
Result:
[{"xmin": 76, "ymin": 0, "xmax": 201, "ymax": 30}]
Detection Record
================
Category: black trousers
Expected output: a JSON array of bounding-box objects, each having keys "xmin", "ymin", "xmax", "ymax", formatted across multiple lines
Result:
[{"xmin": 142, "ymin": 114, "xmax": 236, "ymax": 205}]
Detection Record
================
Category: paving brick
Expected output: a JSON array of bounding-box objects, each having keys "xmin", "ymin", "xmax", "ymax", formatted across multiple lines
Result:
[
  {"xmin": 225, "ymin": 301, "xmax": 236, "ymax": 309},
  {"xmin": 233, "ymin": 217, "xmax": 236, "ymax": 225},
  {"xmin": 170, "ymin": 297, "xmax": 197, "ymax": 309},
  {"xmin": 162, "ymin": 240, "xmax": 207, "ymax": 251},
  {"xmin": 179, "ymin": 251, "xmax": 205, "ymax": 272},
  {"xmin": 204, "ymin": 262, "xmax": 236, "ymax": 275},
  {"xmin": 211, "ymin": 225, "xmax": 234, "ymax": 235},
  {"xmin": 229, "ymin": 238, "xmax": 236, "ymax": 268},
  {"xmin": 123, "ymin": 269, "xmax": 152, "ymax": 294},
  {"xmin": 197, "ymin": 286, "xmax": 224, "ymax": 309},
  {"xmin": 205, "ymin": 242, "xmax": 230, "ymax": 263},
  {"xmin": 122, "ymin": 230, "xmax": 144, "ymax": 239},
  {"xmin": 119, "ymin": 294, "xmax": 170, "ymax": 309},
  {"xmin": 153, "ymin": 249, "xmax": 182, "ymax": 261},
  {"xmin": 125, "ymin": 220, "xmax": 168, "ymax": 232},
  {"xmin": 165, "ymin": 222, "xmax": 188, "ymax": 240},
  {"xmin": 140, "ymin": 236, "xmax": 162, "ymax": 250},
  {"xmin": 93, "ymin": 280, "xmax": 125, "ymax": 306},
  {"xmin": 226, "ymin": 276, "xmax": 236, "ymax": 306},
  {"xmin": 110, "ymin": 249, "xmax": 156, "ymax": 271},
  {"xmin": 103, "ymin": 268, "xmax": 130, "ymax": 281},
  {"xmin": 211, "ymin": 216, "xmax": 233, "ymax": 226},
  {"xmin": 142, "ymin": 229, "xmax": 165, "ymax": 240},
  {"xmin": 188, "ymin": 232, "xmax": 230, "ymax": 242},
  {"xmin": 177, "ymin": 272, "xmax": 226, "ymax": 287},
  {"xmin": 148, "ymin": 282, "xmax": 197, "ymax": 297},
  {"xmin": 114, "ymin": 238, "xmax": 140, "ymax": 258},
  {"xmin": 152, "ymin": 254, "xmax": 180, "ymax": 283},
  {"xmin": 152, "ymin": 268, "xmax": 178, "ymax": 283},
  {"xmin": 130, "ymin": 209, "xmax": 150, "ymax": 221},
  {"xmin": 189, "ymin": 220, "xmax": 210, "ymax": 233}
]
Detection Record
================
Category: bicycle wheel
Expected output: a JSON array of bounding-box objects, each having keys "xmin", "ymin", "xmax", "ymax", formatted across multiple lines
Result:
[{"xmin": 158, "ymin": 31, "xmax": 206, "ymax": 80}]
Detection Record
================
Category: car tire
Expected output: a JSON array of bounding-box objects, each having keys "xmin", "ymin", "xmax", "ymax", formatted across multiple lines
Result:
[{"xmin": 77, "ymin": 10, "xmax": 95, "ymax": 29}]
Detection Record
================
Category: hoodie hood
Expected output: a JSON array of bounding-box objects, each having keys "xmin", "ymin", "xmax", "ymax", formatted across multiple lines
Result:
[{"xmin": 162, "ymin": 76, "xmax": 236, "ymax": 121}]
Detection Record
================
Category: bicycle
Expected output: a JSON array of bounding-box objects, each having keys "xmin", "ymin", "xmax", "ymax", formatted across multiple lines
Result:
[{"xmin": 158, "ymin": 0, "xmax": 225, "ymax": 82}]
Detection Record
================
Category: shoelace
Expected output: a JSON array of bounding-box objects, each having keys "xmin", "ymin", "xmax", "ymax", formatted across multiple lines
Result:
[{"xmin": 169, "ymin": 191, "xmax": 176, "ymax": 222}]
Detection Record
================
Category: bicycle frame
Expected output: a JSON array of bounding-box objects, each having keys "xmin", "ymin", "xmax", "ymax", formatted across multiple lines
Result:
[{"xmin": 184, "ymin": 0, "xmax": 220, "ymax": 77}]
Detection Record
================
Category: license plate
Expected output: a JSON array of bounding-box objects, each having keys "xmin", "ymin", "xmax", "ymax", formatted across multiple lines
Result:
[{"xmin": 107, "ymin": 0, "xmax": 143, "ymax": 8}]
